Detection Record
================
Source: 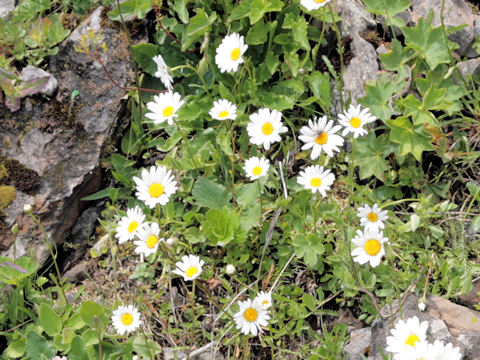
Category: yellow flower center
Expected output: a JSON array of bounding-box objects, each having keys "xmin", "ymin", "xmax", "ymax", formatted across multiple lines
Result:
[
  {"xmin": 367, "ymin": 212, "xmax": 378, "ymax": 222},
  {"xmin": 148, "ymin": 183, "xmax": 164, "ymax": 198},
  {"xmin": 405, "ymin": 334, "xmax": 420, "ymax": 347},
  {"xmin": 252, "ymin": 166, "xmax": 262, "ymax": 176},
  {"xmin": 146, "ymin": 235, "xmax": 159, "ymax": 249},
  {"xmin": 314, "ymin": 0, "xmax": 326, "ymax": 3},
  {"xmin": 186, "ymin": 266, "xmax": 198, "ymax": 278},
  {"xmin": 262, "ymin": 300, "xmax": 269, "ymax": 305},
  {"xmin": 262, "ymin": 122, "xmax": 274, "ymax": 135},
  {"xmin": 230, "ymin": 48, "xmax": 241, "ymax": 61},
  {"xmin": 127, "ymin": 221, "xmax": 139, "ymax": 233},
  {"xmin": 350, "ymin": 117, "xmax": 362, "ymax": 128},
  {"xmin": 315, "ymin": 132, "xmax": 328, "ymax": 145},
  {"xmin": 310, "ymin": 177, "xmax": 322, "ymax": 187},
  {"xmin": 163, "ymin": 106, "xmax": 174, "ymax": 117},
  {"xmin": 121, "ymin": 313, "xmax": 133, "ymax": 326},
  {"xmin": 364, "ymin": 239, "xmax": 381, "ymax": 256},
  {"xmin": 218, "ymin": 110, "xmax": 229, "ymax": 118},
  {"xmin": 243, "ymin": 307, "xmax": 258, "ymax": 322}
]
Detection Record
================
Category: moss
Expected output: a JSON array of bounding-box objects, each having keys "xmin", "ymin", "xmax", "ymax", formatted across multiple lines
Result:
[
  {"xmin": 0, "ymin": 157, "xmax": 41, "ymax": 194},
  {"xmin": 0, "ymin": 164, "xmax": 8, "ymax": 180},
  {"xmin": 0, "ymin": 185, "xmax": 16, "ymax": 209}
]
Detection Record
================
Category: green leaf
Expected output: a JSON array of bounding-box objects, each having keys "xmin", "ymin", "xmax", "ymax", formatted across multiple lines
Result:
[
  {"xmin": 192, "ymin": 178, "xmax": 232, "ymax": 209},
  {"xmin": 69, "ymin": 336, "xmax": 89, "ymax": 360},
  {"xmin": 25, "ymin": 331, "xmax": 56, "ymax": 359},
  {"xmin": 363, "ymin": 0, "xmax": 411, "ymax": 17},
  {"xmin": 184, "ymin": 227, "xmax": 206, "ymax": 244},
  {"xmin": 402, "ymin": 16, "xmax": 450, "ymax": 70},
  {"xmin": 5, "ymin": 338, "xmax": 25, "ymax": 358},
  {"xmin": 46, "ymin": 14, "xmax": 70, "ymax": 45},
  {"xmin": 380, "ymin": 39, "xmax": 414, "ymax": 71},
  {"xmin": 256, "ymin": 79, "xmax": 305, "ymax": 111},
  {"xmin": 282, "ymin": 13, "xmax": 309, "ymax": 50},
  {"xmin": 121, "ymin": 125, "xmax": 142, "ymax": 155},
  {"xmin": 302, "ymin": 293, "xmax": 316, "ymax": 311},
  {"xmin": 202, "ymin": 208, "xmax": 239, "ymax": 245},
  {"xmin": 39, "ymin": 303, "xmax": 62, "ymax": 336},
  {"xmin": 354, "ymin": 132, "xmax": 390, "ymax": 181},
  {"xmin": 132, "ymin": 43, "xmax": 159, "ymax": 76},
  {"xmin": 108, "ymin": 0, "xmax": 152, "ymax": 20},
  {"xmin": 229, "ymin": 0, "xmax": 283, "ymax": 24},
  {"xmin": 81, "ymin": 187, "xmax": 117, "ymax": 201},
  {"xmin": 307, "ymin": 71, "xmax": 331, "ymax": 110},
  {"xmin": 246, "ymin": 19, "xmax": 269, "ymax": 45},
  {"xmin": 173, "ymin": 0, "xmax": 189, "ymax": 24},
  {"xmin": 386, "ymin": 117, "xmax": 434, "ymax": 161},
  {"xmin": 79, "ymin": 301, "xmax": 106, "ymax": 328},
  {"xmin": 184, "ymin": 9, "xmax": 216, "ymax": 50},
  {"xmin": 293, "ymin": 234, "xmax": 324, "ymax": 268}
]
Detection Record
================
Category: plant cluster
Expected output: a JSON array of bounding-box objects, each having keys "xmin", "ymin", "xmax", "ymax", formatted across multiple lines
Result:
[{"xmin": 1, "ymin": 0, "xmax": 480, "ymax": 359}]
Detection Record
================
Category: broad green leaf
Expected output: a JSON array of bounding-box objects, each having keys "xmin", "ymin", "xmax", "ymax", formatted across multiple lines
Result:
[
  {"xmin": 402, "ymin": 16, "xmax": 450, "ymax": 70},
  {"xmin": 69, "ymin": 336, "xmax": 89, "ymax": 360},
  {"xmin": 293, "ymin": 234, "xmax": 324, "ymax": 268},
  {"xmin": 380, "ymin": 39, "xmax": 414, "ymax": 71},
  {"xmin": 5, "ymin": 338, "xmax": 25, "ymax": 358},
  {"xmin": 79, "ymin": 301, "xmax": 106, "ymax": 328},
  {"xmin": 192, "ymin": 178, "xmax": 232, "ymax": 209},
  {"xmin": 246, "ymin": 19, "xmax": 269, "ymax": 45},
  {"xmin": 121, "ymin": 125, "xmax": 142, "ymax": 155},
  {"xmin": 176, "ymin": 95, "xmax": 211, "ymax": 121},
  {"xmin": 236, "ymin": 183, "xmax": 260, "ymax": 208},
  {"xmin": 108, "ymin": 0, "xmax": 152, "ymax": 20},
  {"xmin": 255, "ymin": 78, "xmax": 305, "ymax": 111},
  {"xmin": 184, "ymin": 227, "xmax": 206, "ymax": 244},
  {"xmin": 39, "ymin": 303, "xmax": 62, "ymax": 337},
  {"xmin": 239, "ymin": 203, "xmax": 261, "ymax": 231},
  {"xmin": 184, "ymin": 9, "xmax": 216, "ymax": 50},
  {"xmin": 173, "ymin": 0, "xmax": 189, "ymax": 23},
  {"xmin": 353, "ymin": 132, "xmax": 389, "ymax": 181},
  {"xmin": 363, "ymin": 0, "xmax": 411, "ymax": 17},
  {"xmin": 46, "ymin": 14, "xmax": 70, "ymax": 45},
  {"xmin": 282, "ymin": 13, "xmax": 309, "ymax": 50},
  {"xmin": 202, "ymin": 208, "xmax": 239, "ymax": 245},
  {"xmin": 229, "ymin": 0, "xmax": 283, "ymax": 24},
  {"xmin": 386, "ymin": 117, "xmax": 434, "ymax": 161},
  {"xmin": 25, "ymin": 331, "xmax": 56, "ymax": 359},
  {"xmin": 307, "ymin": 71, "xmax": 331, "ymax": 110},
  {"xmin": 302, "ymin": 293, "xmax": 316, "ymax": 311},
  {"xmin": 132, "ymin": 43, "xmax": 159, "ymax": 76}
]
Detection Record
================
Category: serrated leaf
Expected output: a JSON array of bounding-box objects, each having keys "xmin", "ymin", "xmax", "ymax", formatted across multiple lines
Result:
[
  {"xmin": 353, "ymin": 132, "xmax": 389, "ymax": 180},
  {"xmin": 386, "ymin": 117, "xmax": 434, "ymax": 161},
  {"xmin": 39, "ymin": 303, "xmax": 62, "ymax": 336},
  {"xmin": 246, "ymin": 19, "xmax": 269, "ymax": 45},
  {"xmin": 380, "ymin": 39, "xmax": 415, "ymax": 71},
  {"xmin": 402, "ymin": 16, "xmax": 450, "ymax": 70},
  {"xmin": 186, "ymin": 9, "xmax": 216, "ymax": 38},
  {"xmin": 192, "ymin": 178, "xmax": 232, "ymax": 209},
  {"xmin": 307, "ymin": 71, "xmax": 331, "ymax": 110},
  {"xmin": 229, "ymin": 0, "xmax": 283, "ymax": 24},
  {"xmin": 282, "ymin": 12, "xmax": 309, "ymax": 50},
  {"xmin": 173, "ymin": 0, "xmax": 189, "ymax": 23}
]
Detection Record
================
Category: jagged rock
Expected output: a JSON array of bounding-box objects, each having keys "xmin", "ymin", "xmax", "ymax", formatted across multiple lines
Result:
[
  {"xmin": 342, "ymin": 33, "xmax": 379, "ymax": 103},
  {"xmin": 0, "ymin": 6, "xmax": 134, "ymax": 265},
  {"xmin": 409, "ymin": 0, "xmax": 480, "ymax": 57},
  {"xmin": 333, "ymin": 0, "xmax": 377, "ymax": 37},
  {"xmin": 457, "ymin": 280, "xmax": 480, "ymax": 309},
  {"xmin": 63, "ymin": 262, "xmax": 88, "ymax": 283},
  {"xmin": 343, "ymin": 327, "xmax": 372, "ymax": 360},
  {"xmin": 20, "ymin": 66, "xmax": 58, "ymax": 96},
  {"xmin": 355, "ymin": 293, "xmax": 480, "ymax": 359},
  {"xmin": 0, "ymin": 0, "xmax": 15, "ymax": 20},
  {"xmin": 457, "ymin": 58, "xmax": 480, "ymax": 80}
]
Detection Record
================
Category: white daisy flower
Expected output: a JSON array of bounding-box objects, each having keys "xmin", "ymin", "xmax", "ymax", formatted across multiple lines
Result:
[
  {"xmin": 133, "ymin": 165, "xmax": 178, "ymax": 208},
  {"xmin": 351, "ymin": 228, "xmax": 389, "ymax": 267},
  {"xmin": 209, "ymin": 99, "xmax": 237, "ymax": 121},
  {"xmin": 296, "ymin": 165, "xmax": 335, "ymax": 197},
  {"xmin": 298, "ymin": 116, "xmax": 344, "ymax": 159},
  {"xmin": 225, "ymin": 264, "xmax": 236, "ymax": 274},
  {"xmin": 111, "ymin": 304, "xmax": 142, "ymax": 335},
  {"xmin": 393, "ymin": 340, "xmax": 430, "ymax": 360},
  {"xmin": 52, "ymin": 357, "xmax": 67, "ymax": 360},
  {"xmin": 134, "ymin": 222, "xmax": 163, "ymax": 257},
  {"xmin": 426, "ymin": 340, "xmax": 463, "ymax": 360},
  {"xmin": 145, "ymin": 91, "xmax": 184, "ymax": 126},
  {"xmin": 243, "ymin": 156, "xmax": 270, "ymax": 181},
  {"xmin": 300, "ymin": 0, "xmax": 331, "ymax": 12},
  {"xmin": 357, "ymin": 203, "xmax": 389, "ymax": 232},
  {"xmin": 172, "ymin": 254, "xmax": 205, "ymax": 281},
  {"xmin": 385, "ymin": 316, "xmax": 429, "ymax": 355},
  {"xmin": 246, "ymin": 108, "xmax": 288, "ymax": 150},
  {"xmin": 215, "ymin": 32, "xmax": 248, "ymax": 73},
  {"xmin": 152, "ymin": 54, "xmax": 173, "ymax": 91},
  {"xmin": 254, "ymin": 291, "xmax": 273, "ymax": 310},
  {"xmin": 234, "ymin": 298, "xmax": 270, "ymax": 336},
  {"xmin": 115, "ymin": 206, "xmax": 146, "ymax": 244},
  {"xmin": 338, "ymin": 104, "xmax": 376, "ymax": 138}
]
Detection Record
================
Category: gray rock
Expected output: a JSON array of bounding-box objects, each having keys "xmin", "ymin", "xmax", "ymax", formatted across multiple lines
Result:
[
  {"xmin": 409, "ymin": 0, "xmax": 480, "ymax": 57},
  {"xmin": 0, "ymin": 0, "xmax": 15, "ymax": 20},
  {"xmin": 20, "ymin": 66, "xmax": 58, "ymax": 96},
  {"xmin": 342, "ymin": 33, "xmax": 379, "ymax": 104},
  {"xmin": 0, "ymin": 6, "xmax": 135, "ymax": 265},
  {"xmin": 333, "ymin": 0, "xmax": 377, "ymax": 37},
  {"xmin": 456, "ymin": 58, "xmax": 480, "ymax": 80},
  {"xmin": 343, "ymin": 327, "xmax": 372, "ymax": 360},
  {"xmin": 63, "ymin": 262, "xmax": 88, "ymax": 283},
  {"xmin": 163, "ymin": 344, "xmax": 224, "ymax": 360}
]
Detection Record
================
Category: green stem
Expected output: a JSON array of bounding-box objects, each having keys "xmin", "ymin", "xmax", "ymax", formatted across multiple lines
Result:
[
  {"xmin": 173, "ymin": 118, "xmax": 195, "ymax": 163},
  {"xmin": 381, "ymin": 198, "xmax": 419, "ymax": 209},
  {"xmin": 328, "ymin": 3, "xmax": 344, "ymax": 109},
  {"xmin": 258, "ymin": 180, "xmax": 263, "ymax": 225},
  {"xmin": 170, "ymin": 64, "xmax": 210, "ymax": 94},
  {"xmin": 108, "ymin": 235, "xmax": 119, "ymax": 303},
  {"xmin": 141, "ymin": 327, "xmax": 155, "ymax": 360},
  {"xmin": 227, "ymin": 120, "xmax": 236, "ymax": 205}
]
